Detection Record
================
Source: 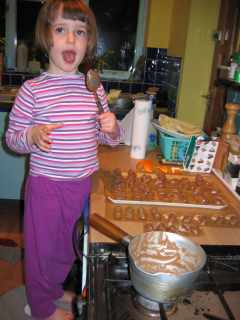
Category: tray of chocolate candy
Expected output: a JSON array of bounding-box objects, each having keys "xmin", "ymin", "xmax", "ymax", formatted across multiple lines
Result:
[
  {"xmin": 105, "ymin": 201, "xmax": 240, "ymax": 235},
  {"xmin": 103, "ymin": 169, "xmax": 227, "ymax": 210}
]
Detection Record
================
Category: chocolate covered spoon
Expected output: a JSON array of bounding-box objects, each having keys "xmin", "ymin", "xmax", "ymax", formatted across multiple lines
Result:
[{"xmin": 86, "ymin": 69, "xmax": 104, "ymax": 114}]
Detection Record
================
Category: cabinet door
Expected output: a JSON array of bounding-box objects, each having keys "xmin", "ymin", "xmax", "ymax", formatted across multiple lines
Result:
[
  {"xmin": 168, "ymin": 0, "xmax": 191, "ymax": 57},
  {"xmin": 145, "ymin": 0, "xmax": 174, "ymax": 48},
  {"xmin": 0, "ymin": 112, "xmax": 27, "ymax": 200}
]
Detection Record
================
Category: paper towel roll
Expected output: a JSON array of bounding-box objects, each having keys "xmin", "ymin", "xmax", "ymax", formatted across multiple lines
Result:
[{"xmin": 130, "ymin": 99, "xmax": 152, "ymax": 159}]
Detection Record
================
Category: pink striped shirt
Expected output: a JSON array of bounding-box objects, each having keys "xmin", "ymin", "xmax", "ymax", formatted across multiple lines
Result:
[{"xmin": 6, "ymin": 72, "xmax": 123, "ymax": 180}]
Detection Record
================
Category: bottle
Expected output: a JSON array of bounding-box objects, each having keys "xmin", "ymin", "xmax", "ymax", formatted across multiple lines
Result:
[
  {"xmin": 147, "ymin": 123, "xmax": 157, "ymax": 151},
  {"xmin": 146, "ymin": 98, "xmax": 157, "ymax": 151},
  {"xmin": 146, "ymin": 88, "xmax": 158, "ymax": 118},
  {"xmin": 234, "ymin": 65, "xmax": 240, "ymax": 83},
  {"xmin": 232, "ymin": 52, "xmax": 240, "ymax": 82},
  {"xmin": 16, "ymin": 41, "xmax": 28, "ymax": 72},
  {"xmin": 229, "ymin": 55, "xmax": 238, "ymax": 79}
]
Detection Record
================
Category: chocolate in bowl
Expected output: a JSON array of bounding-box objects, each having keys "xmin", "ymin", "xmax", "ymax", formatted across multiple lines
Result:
[
  {"xmin": 89, "ymin": 214, "xmax": 207, "ymax": 304},
  {"xmin": 130, "ymin": 231, "xmax": 203, "ymax": 275}
]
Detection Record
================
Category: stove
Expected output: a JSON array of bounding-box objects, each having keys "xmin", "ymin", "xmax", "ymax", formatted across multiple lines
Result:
[{"xmin": 76, "ymin": 243, "xmax": 240, "ymax": 320}]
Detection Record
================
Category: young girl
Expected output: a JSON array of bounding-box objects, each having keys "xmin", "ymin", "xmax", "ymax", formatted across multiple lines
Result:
[{"xmin": 6, "ymin": 1, "xmax": 123, "ymax": 319}]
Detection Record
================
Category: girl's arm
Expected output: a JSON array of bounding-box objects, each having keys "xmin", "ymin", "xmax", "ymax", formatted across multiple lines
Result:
[{"xmin": 5, "ymin": 82, "xmax": 35, "ymax": 154}]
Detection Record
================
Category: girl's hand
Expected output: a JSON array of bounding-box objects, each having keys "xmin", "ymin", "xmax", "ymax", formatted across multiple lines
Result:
[
  {"xmin": 98, "ymin": 112, "xmax": 119, "ymax": 139},
  {"xmin": 27, "ymin": 123, "xmax": 63, "ymax": 152}
]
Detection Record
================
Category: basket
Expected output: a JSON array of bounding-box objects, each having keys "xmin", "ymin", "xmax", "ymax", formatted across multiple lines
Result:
[{"xmin": 159, "ymin": 131, "xmax": 190, "ymax": 162}]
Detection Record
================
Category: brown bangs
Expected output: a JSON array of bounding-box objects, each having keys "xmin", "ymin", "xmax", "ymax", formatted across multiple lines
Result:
[{"xmin": 62, "ymin": 3, "xmax": 89, "ymax": 24}]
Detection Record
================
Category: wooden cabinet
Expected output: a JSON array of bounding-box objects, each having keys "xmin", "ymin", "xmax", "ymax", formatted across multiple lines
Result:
[
  {"xmin": 0, "ymin": 110, "xmax": 26, "ymax": 199},
  {"xmin": 145, "ymin": 0, "xmax": 190, "ymax": 58},
  {"xmin": 145, "ymin": 0, "xmax": 174, "ymax": 49},
  {"xmin": 168, "ymin": 0, "xmax": 191, "ymax": 57}
]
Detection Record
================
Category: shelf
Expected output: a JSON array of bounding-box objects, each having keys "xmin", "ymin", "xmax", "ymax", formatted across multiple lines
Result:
[{"xmin": 216, "ymin": 77, "xmax": 240, "ymax": 91}]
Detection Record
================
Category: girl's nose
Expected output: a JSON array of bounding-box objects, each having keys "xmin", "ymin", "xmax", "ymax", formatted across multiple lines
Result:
[{"xmin": 67, "ymin": 31, "xmax": 75, "ymax": 43}]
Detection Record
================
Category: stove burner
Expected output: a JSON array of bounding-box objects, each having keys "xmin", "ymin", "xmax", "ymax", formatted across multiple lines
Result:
[
  {"xmin": 133, "ymin": 294, "xmax": 177, "ymax": 317},
  {"xmin": 86, "ymin": 244, "xmax": 240, "ymax": 320}
]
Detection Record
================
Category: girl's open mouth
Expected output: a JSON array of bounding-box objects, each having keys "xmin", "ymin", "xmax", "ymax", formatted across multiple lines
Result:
[{"xmin": 62, "ymin": 50, "xmax": 76, "ymax": 64}]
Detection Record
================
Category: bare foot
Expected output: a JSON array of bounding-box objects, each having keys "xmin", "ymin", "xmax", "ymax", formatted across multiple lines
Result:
[
  {"xmin": 46, "ymin": 307, "xmax": 74, "ymax": 320},
  {"xmin": 58, "ymin": 291, "xmax": 76, "ymax": 304}
]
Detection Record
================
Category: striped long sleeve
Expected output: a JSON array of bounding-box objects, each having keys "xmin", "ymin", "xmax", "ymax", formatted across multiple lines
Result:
[{"xmin": 5, "ymin": 72, "xmax": 124, "ymax": 180}]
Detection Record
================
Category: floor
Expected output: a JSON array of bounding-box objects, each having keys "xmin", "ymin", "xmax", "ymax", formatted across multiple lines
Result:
[{"xmin": 0, "ymin": 200, "xmax": 24, "ymax": 295}]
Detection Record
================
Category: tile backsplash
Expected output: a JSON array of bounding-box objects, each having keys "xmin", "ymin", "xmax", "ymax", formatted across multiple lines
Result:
[{"xmin": 1, "ymin": 47, "xmax": 181, "ymax": 117}]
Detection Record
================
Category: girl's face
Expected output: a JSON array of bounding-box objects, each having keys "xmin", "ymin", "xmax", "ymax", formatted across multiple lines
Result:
[{"xmin": 48, "ymin": 9, "xmax": 88, "ymax": 74}]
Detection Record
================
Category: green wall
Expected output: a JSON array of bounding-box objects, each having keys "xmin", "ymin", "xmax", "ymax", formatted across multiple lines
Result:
[{"xmin": 176, "ymin": 0, "xmax": 221, "ymax": 127}]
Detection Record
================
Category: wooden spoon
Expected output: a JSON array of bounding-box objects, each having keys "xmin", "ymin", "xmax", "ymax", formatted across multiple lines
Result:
[{"xmin": 85, "ymin": 69, "xmax": 104, "ymax": 114}]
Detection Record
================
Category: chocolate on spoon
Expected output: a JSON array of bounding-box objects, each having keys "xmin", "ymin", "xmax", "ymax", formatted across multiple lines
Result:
[{"xmin": 86, "ymin": 69, "xmax": 104, "ymax": 114}]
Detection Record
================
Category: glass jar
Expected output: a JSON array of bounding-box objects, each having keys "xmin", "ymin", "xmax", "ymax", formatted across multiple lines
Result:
[
  {"xmin": 234, "ymin": 65, "xmax": 240, "ymax": 83},
  {"xmin": 233, "ymin": 52, "xmax": 240, "ymax": 83}
]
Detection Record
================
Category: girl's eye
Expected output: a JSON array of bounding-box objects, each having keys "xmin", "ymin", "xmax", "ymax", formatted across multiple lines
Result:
[
  {"xmin": 55, "ymin": 26, "xmax": 65, "ymax": 34},
  {"xmin": 76, "ymin": 29, "xmax": 87, "ymax": 37}
]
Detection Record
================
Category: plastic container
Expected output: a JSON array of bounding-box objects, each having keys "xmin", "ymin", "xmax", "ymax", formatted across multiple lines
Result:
[
  {"xmin": 159, "ymin": 131, "xmax": 190, "ymax": 162},
  {"xmin": 16, "ymin": 41, "xmax": 28, "ymax": 72},
  {"xmin": 147, "ymin": 123, "xmax": 157, "ymax": 151}
]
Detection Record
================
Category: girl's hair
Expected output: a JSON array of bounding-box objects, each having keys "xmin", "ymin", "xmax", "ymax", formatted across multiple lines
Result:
[{"xmin": 35, "ymin": 0, "xmax": 97, "ymax": 62}]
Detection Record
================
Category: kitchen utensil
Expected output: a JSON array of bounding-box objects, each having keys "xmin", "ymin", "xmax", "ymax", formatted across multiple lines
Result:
[
  {"xmin": 85, "ymin": 69, "xmax": 104, "ymax": 113},
  {"xmin": 90, "ymin": 213, "xmax": 207, "ymax": 303}
]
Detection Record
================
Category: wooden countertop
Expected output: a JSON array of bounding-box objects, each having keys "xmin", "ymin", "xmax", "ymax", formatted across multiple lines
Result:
[{"xmin": 89, "ymin": 145, "xmax": 240, "ymax": 246}]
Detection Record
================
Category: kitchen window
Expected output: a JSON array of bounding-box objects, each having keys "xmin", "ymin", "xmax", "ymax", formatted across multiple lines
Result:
[
  {"xmin": 4, "ymin": 0, "xmax": 148, "ymax": 80},
  {"xmin": 86, "ymin": 0, "xmax": 148, "ymax": 80}
]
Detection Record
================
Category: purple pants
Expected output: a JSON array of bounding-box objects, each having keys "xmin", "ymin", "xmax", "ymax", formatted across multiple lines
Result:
[{"xmin": 24, "ymin": 175, "xmax": 91, "ymax": 318}]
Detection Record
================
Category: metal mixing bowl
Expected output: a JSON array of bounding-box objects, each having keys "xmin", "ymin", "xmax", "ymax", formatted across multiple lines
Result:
[{"xmin": 128, "ymin": 231, "xmax": 207, "ymax": 303}]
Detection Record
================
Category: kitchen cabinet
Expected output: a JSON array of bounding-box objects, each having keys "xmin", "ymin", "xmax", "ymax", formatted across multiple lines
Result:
[
  {"xmin": 168, "ymin": 0, "xmax": 191, "ymax": 57},
  {"xmin": 145, "ymin": 0, "xmax": 174, "ymax": 49},
  {"xmin": 146, "ymin": 0, "xmax": 191, "ymax": 58},
  {"xmin": 0, "ymin": 109, "xmax": 27, "ymax": 199}
]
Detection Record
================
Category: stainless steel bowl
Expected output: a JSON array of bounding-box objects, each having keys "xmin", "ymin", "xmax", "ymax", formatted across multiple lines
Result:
[
  {"xmin": 109, "ymin": 94, "xmax": 134, "ymax": 119},
  {"xmin": 109, "ymin": 94, "xmax": 133, "ymax": 110},
  {"xmin": 128, "ymin": 231, "xmax": 207, "ymax": 303}
]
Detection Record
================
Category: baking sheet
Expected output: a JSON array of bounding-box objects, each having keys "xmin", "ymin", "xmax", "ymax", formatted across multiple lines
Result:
[{"xmin": 108, "ymin": 196, "xmax": 227, "ymax": 210}]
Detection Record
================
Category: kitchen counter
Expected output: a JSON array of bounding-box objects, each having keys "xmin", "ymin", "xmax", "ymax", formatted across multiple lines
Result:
[
  {"xmin": 89, "ymin": 145, "xmax": 240, "ymax": 246},
  {"xmin": 0, "ymin": 98, "xmax": 26, "ymax": 199},
  {"xmin": 0, "ymin": 86, "xmax": 18, "ymax": 112}
]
